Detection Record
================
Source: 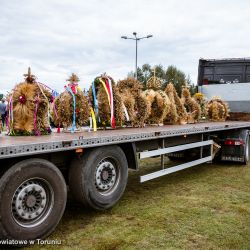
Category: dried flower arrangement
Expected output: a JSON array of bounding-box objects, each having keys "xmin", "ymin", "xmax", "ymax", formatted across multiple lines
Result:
[
  {"xmin": 164, "ymin": 82, "xmax": 187, "ymax": 124},
  {"xmin": 52, "ymin": 73, "xmax": 90, "ymax": 132},
  {"xmin": 181, "ymin": 86, "xmax": 201, "ymax": 123},
  {"xmin": 117, "ymin": 77, "xmax": 149, "ymax": 127},
  {"xmin": 142, "ymin": 74, "xmax": 170, "ymax": 125},
  {"xmin": 206, "ymin": 96, "xmax": 230, "ymax": 121},
  {"xmin": 88, "ymin": 74, "xmax": 124, "ymax": 128},
  {"xmin": 7, "ymin": 68, "xmax": 52, "ymax": 136}
]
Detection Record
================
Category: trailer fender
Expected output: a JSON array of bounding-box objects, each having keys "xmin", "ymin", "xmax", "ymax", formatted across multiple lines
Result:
[{"xmin": 119, "ymin": 142, "xmax": 138, "ymax": 170}]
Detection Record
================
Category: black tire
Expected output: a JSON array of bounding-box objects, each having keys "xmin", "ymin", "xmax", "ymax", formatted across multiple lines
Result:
[
  {"xmin": 0, "ymin": 158, "xmax": 67, "ymax": 241},
  {"xmin": 69, "ymin": 145, "xmax": 128, "ymax": 210}
]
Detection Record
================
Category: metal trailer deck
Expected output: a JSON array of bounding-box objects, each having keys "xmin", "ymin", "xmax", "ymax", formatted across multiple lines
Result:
[{"xmin": 1, "ymin": 121, "xmax": 250, "ymax": 160}]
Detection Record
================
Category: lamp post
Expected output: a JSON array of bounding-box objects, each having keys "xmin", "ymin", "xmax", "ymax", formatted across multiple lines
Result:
[{"xmin": 121, "ymin": 32, "xmax": 153, "ymax": 79}]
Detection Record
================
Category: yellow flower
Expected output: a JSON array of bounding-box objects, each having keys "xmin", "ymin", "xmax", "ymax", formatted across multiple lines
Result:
[{"xmin": 194, "ymin": 92, "xmax": 205, "ymax": 101}]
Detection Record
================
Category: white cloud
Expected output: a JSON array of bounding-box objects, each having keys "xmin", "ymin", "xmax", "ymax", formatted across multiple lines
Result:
[{"xmin": 0, "ymin": 0, "xmax": 250, "ymax": 94}]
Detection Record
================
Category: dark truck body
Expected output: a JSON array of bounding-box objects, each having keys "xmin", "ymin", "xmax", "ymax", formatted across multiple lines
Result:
[
  {"xmin": 198, "ymin": 58, "xmax": 250, "ymax": 117},
  {"xmin": 198, "ymin": 58, "xmax": 250, "ymax": 85}
]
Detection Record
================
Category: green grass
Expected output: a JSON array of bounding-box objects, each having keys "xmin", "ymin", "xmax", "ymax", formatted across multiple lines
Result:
[{"xmin": 25, "ymin": 158, "xmax": 250, "ymax": 250}]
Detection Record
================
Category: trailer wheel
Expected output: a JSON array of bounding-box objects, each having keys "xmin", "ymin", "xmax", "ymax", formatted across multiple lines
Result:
[
  {"xmin": 69, "ymin": 146, "xmax": 128, "ymax": 210},
  {"xmin": 0, "ymin": 159, "xmax": 67, "ymax": 241}
]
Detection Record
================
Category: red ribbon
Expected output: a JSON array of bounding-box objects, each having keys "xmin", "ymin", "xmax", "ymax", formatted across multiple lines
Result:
[{"xmin": 105, "ymin": 78, "xmax": 115, "ymax": 128}]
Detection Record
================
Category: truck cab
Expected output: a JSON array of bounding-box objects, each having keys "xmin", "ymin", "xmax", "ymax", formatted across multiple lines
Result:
[{"xmin": 198, "ymin": 58, "xmax": 250, "ymax": 116}]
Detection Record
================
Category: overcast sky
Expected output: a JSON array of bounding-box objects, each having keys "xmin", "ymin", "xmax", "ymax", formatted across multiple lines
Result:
[{"xmin": 0, "ymin": 0, "xmax": 250, "ymax": 94}]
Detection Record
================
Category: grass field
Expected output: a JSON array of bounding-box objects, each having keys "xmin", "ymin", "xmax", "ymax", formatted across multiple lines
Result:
[{"xmin": 25, "ymin": 158, "xmax": 250, "ymax": 250}]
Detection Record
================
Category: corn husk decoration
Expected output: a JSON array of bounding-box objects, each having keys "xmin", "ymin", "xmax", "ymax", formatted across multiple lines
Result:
[
  {"xmin": 181, "ymin": 86, "xmax": 201, "ymax": 123},
  {"xmin": 164, "ymin": 82, "xmax": 188, "ymax": 124},
  {"xmin": 206, "ymin": 96, "xmax": 230, "ymax": 121},
  {"xmin": 117, "ymin": 77, "xmax": 149, "ymax": 127},
  {"xmin": 193, "ymin": 92, "xmax": 207, "ymax": 120},
  {"xmin": 52, "ymin": 73, "xmax": 90, "ymax": 132},
  {"xmin": 142, "ymin": 72, "xmax": 170, "ymax": 125},
  {"xmin": 146, "ymin": 75, "xmax": 162, "ymax": 91},
  {"xmin": 89, "ymin": 74, "xmax": 124, "ymax": 128},
  {"xmin": 7, "ymin": 68, "xmax": 52, "ymax": 136}
]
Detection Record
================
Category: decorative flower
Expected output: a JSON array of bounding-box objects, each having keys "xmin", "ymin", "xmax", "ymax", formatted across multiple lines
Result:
[
  {"xmin": 18, "ymin": 95, "xmax": 26, "ymax": 104},
  {"xmin": 194, "ymin": 92, "xmax": 205, "ymax": 102},
  {"xmin": 71, "ymin": 83, "xmax": 78, "ymax": 94}
]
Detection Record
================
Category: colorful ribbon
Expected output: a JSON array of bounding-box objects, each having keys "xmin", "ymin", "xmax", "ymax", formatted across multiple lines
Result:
[
  {"xmin": 34, "ymin": 94, "xmax": 40, "ymax": 136},
  {"xmin": 37, "ymin": 83, "xmax": 52, "ymax": 132},
  {"xmin": 91, "ymin": 81, "xmax": 99, "ymax": 120},
  {"xmin": 98, "ymin": 77, "xmax": 115, "ymax": 128},
  {"xmin": 122, "ymin": 103, "xmax": 130, "ymax": 122},
  {"xmin": 52, "ymin": 90, "xmax": 59, "ymax": 98},
  {"xmin": 38, "ymin": 82, "xmax": 60, "ymax": 133},
  {"xmin": 91, "ymin": 76, "xmax": 116, "ymax": 128},
  {"xmin": 38, "ymin": 81, "xmax": 52, "ymax": 90},
  {"xmin": 90, "ymin": 107, "xmax": 97, "ymax": 132},
  {"xmin": 106, "ymin": 77, "xmax": 115, "ymax": 128},
  {"xmin": 99, "ymin": 78, "xmax": 110, "ymax": 104},
  {"xmin": 51, "ymin": 90, "xmax": 61, "ymax": 132}
]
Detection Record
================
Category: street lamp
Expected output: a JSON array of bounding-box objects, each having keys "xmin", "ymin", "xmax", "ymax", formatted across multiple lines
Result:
[{"xmin": 121, "ymin": 32, "xmax": 153, "ymax": 79}]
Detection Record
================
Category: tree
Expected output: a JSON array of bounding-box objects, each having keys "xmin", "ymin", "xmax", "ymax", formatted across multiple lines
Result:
[
  {"xmin": 186, "ymin": 74, "xmax": 197, "ymax": 95},
  {"xmin": 130, "ymin": 64, "xmax": 194, "ymax": 96},
  {"xmin": 137, "ymin": 64, "xmax": 151, "ymax": 88},
  {"xmin": 142, "ymin": 63, "xmax": 152, "ymax": 82},
  {"xmin": 136, "ymin": 67, "xmax": 145, "ymax": 86},
  {"xmin": 153, "ymin": 64, "xmax": 165, "ymax": 79},
  {"xmin": 135, "ymin": 63, "xmax": 165, "ymax": 88},
  {"xmin": 127, "ymin": 71, "xmax": 134, "ymax": 78},
  {"xmin": 164, "ymin": 65, "xmax": 186, "ymax": 96}
]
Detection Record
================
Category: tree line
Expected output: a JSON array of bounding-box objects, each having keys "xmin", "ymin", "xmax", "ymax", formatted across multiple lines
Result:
[{"xmin": 128, "ymin": 64, "xmax": 197, "ymax": 96}]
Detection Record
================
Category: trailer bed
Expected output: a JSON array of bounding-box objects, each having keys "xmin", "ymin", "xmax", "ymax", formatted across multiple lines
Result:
[{"xmin": 1, "ymin": 121, "xmax": 250, "ymax": 159}]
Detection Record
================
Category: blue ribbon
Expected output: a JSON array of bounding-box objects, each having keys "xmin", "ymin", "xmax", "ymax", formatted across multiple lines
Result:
[
  {"xmin": 66, "ymin": 87, "xmax": 76, "ymax": 133},
  {"xmin": 92, "ymin": 81, "xmax": 99, "ymax": 121},
  {"xmin": 52, "ymin": 90, "xmax": 59, "ymax": 98}
]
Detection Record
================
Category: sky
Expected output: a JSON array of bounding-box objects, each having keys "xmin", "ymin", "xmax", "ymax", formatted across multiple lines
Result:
[{"xmin": 0, "ymin": 0, "xmax": 250, "ymax": 94}]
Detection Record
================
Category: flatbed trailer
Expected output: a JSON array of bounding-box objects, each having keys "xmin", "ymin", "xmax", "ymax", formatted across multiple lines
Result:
[{"xmin": 0, "ymin": 121, "xmax": 249, "ymax": 242}]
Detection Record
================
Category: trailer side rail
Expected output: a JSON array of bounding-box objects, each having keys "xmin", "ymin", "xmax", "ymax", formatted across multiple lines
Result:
[{"xmin": 140, "ymin": 140, "xmax": 213, "ymax": 182}]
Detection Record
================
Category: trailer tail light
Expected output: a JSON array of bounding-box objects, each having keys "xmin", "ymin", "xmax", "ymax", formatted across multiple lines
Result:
[
  {"xmin": 224, "ymin": 139, "xmax": 244, "ymax": 146},
  {"xmin": 76, "ymin": 148, "xmax": 84, "ymax": 153},
  {"xmin": 203, "ymin": 79, "xmax": 208, "ymax": 85}
]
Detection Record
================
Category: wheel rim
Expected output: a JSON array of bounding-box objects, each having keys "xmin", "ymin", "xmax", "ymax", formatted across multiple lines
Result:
[
  {"xmin": 95, "ymin": 158, "xmax": 120, "ymax": 195},
  {"xmin": 11, "ymin": 178, "xmax": 54, "ymax": 228}
]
